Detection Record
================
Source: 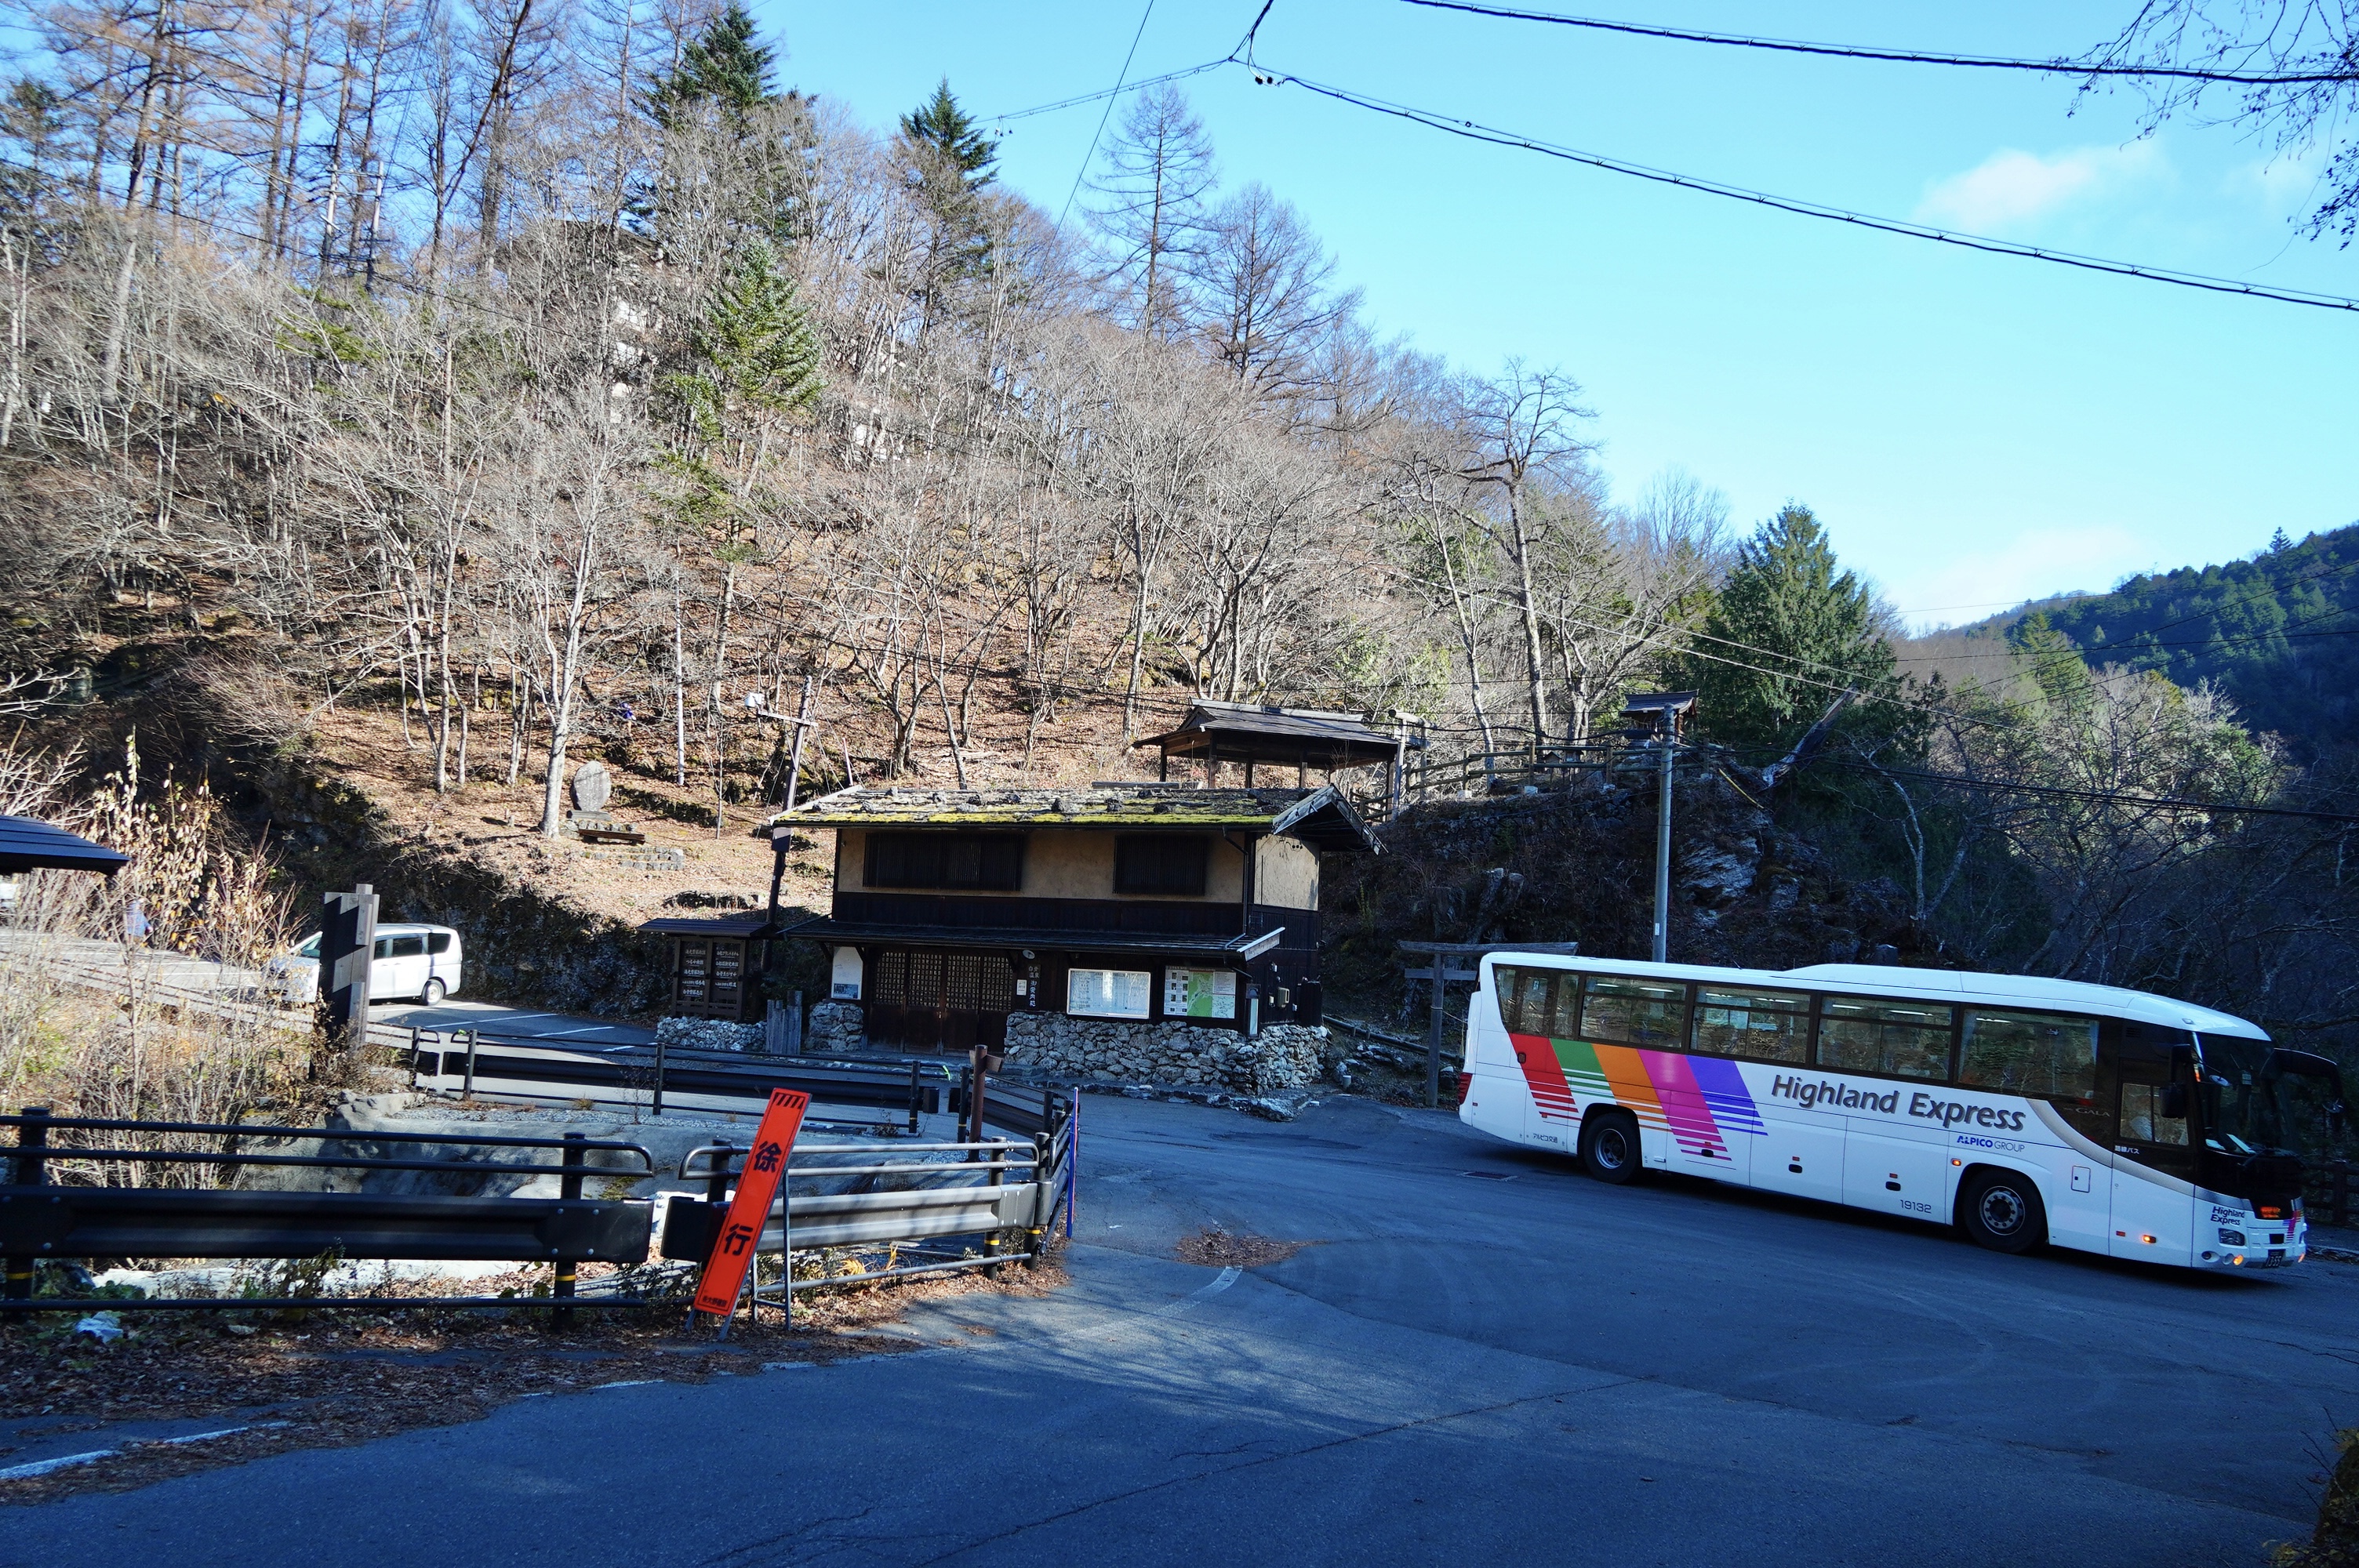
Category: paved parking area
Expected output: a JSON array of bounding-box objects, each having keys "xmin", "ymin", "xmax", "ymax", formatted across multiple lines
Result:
[{"xmin": 6, "ymin": 1092, "xmax": 2350, "ymax": 1567}]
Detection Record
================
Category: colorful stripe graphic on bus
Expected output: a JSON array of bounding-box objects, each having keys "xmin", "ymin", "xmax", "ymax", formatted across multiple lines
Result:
[{"xmin": 1508, "ymin": 1034, "xmax": 1765, "ymax": 1160}]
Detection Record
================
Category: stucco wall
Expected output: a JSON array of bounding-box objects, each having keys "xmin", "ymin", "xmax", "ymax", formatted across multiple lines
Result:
[{"xmin": 1254, "ymin": 836, "xmax": 1319, "ymax": 910}]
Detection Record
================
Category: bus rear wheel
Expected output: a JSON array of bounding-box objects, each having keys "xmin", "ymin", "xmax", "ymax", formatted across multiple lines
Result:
[
  {"xmin": 1579, "ymin": 1110, "xmax": 1641, "ymax": 1185},
  {"xmin": 1959, "ymin": 1170, "xmax": 2046, "ymax": 1254}
]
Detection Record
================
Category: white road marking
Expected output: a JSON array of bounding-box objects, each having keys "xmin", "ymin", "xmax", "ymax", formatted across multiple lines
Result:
[
  {"xmin": 0, "ymin": 1450, "xmax": 116, "ymax": 1480},
  {"xmin": 0, "ymin": 1420, "xmax": 294, "ymax": 1481}
]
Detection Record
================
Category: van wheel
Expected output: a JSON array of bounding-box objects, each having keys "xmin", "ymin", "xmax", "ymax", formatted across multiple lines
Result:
[
  {"xmin": 422, "ymin": 978, "xmax": 447, "ymax": 1006},
  {"xmin": 1959, "ymin": 1170, "xmax": 2046, "ymax": 1254},
  {"xmin": 1579, "ymin": 1110, "xmax": 1641, "ymax": 1185}
]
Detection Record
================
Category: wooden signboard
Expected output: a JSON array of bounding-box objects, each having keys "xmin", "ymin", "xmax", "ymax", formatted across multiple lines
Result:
[{"xmin": 692, "ymin": 1087, "xmax": 811, "ymax": 1318}]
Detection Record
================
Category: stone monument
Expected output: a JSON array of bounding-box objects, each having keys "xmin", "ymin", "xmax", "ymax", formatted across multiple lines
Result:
[{"xmin": 571, "ymin": 760, "xmax": 612, "ymax": 815}]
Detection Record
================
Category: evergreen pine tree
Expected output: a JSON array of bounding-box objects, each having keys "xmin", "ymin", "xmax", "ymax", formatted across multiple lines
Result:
[
  {"xmin": 900, "ymin": 78, "xmax": 997, "ymax": 189},
  {"xmin": 1681, "ymin": 503, "xmax": 1903, "ymax": 752},
  {"xmin": 646, "ymin": 5, "xmax": 778, "ymax": 127},
  {"xmin": 665, "ymin": 241, "xmax": 823, "ymax": 444}
]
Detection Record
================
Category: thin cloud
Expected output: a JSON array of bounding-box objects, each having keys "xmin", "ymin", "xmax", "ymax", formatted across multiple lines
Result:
[{"xmin": 1916, "ymin": 142, "xmax": 2167, "ymax": 232}]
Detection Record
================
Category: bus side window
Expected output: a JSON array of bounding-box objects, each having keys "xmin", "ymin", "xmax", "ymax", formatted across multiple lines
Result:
[
  {"xmin": 1494, "ymin": 967, "xmax": 1523, "ymax": 1032},
  {"xmin": 1959, "ymin": 1010, "xmax": 2097, "ymax": 1102},
  {"xmin": 1548, "ymin": 975, "xmax": 1582, "ymax": 1040},
  {"xmin": 1818, "ymin": 998, "xmax": 1954, "ymax": 1080},
  {"xmin": 1693, "ymin": 987, "xmax": 1809, "ymax": 1062},
  {"xmin": 1522, "ymin": 971, "xmax": 1557, "ymax": 1036},
  {"xmin": 2120, "ymin": 1083, "xmax": 2189, "ymax": 1146},
  {"xmin": 1580, "ymin": 975, "xmax": 1688, "ymax": 1050}
]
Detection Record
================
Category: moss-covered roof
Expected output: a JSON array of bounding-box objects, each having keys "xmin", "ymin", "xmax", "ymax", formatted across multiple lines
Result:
[{"xmin": 768, "ymin": 784, "xmax": 1379, "ymax": 851}]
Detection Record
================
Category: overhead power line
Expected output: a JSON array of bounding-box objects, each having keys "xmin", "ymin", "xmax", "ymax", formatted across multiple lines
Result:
[
  {"xmin": 1398, "ymin": 0, "xmax": 2354, "ymax": 85},
  {"xmin": 1056, "ymin": 0, "xmax": 1160, "ymax": 231},
  {"xmin": 1245, "ymin": 63, "xmax": 2359, "ymax": 314},
  {"xmin": 989, "ymin": 59, "xmax": 1227, "ymax": 128}
]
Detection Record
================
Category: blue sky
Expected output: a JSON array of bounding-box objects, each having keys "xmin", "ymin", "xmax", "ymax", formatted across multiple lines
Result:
[{"xmin": 764, "ymin": 2, "xmax": 2354, "ymax": 630}]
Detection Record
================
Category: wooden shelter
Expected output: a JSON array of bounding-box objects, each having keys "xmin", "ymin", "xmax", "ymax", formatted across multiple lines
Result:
[
  {"xmin": 1132, "ymin": 700, "xmax": 1422, "ymax": 789},
  {"xmin": 636, "ymin": 912, "xmax": 773, "ymax": 1022}
]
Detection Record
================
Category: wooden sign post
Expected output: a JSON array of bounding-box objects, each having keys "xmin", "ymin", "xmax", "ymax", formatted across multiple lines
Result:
[
  {"xmin": 318, "ymin": 884, "xmax": 378, "ymax": 1046},
  {"xmin": 692, "ymin": 1087, "xmax": 810, "ymax": 1327}
]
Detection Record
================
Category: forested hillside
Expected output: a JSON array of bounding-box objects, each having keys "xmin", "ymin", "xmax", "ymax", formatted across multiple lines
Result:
[{"xmin": 2028, "ymin": 525, "xmax": 2359, "ymax": 755}]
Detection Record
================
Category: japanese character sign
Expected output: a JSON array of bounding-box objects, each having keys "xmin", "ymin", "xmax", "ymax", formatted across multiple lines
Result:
[{"xmin": 692, "ymin": 1087, "xmax": 810, "ymax": 1318}]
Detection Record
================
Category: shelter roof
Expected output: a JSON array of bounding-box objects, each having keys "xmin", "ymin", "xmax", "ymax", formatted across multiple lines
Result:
[
  {"xmin": 0, "ymin": 814, "xmax": 129, "ymax": 876},
  {"xmin": 637, "ymin": 913, "xmax": 776, "ymax": 939},
  {"xmin": 1132, "ymin": 699, "xmax": 1419, "ymax": 768},
  {"xmin": 771, "ymin": 782, "xmax": 1379, "ymax": 852}
]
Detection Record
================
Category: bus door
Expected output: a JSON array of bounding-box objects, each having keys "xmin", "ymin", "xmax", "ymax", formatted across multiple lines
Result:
[{"xmin": 2110, "ymin": 1035, "xmax": 2196, "ymax": 1261}]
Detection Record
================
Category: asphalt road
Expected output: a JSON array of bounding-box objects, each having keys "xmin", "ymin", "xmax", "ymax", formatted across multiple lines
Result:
[{"xmin": 9, "ymin": 1093, "xmax": 2355, "ymax": 1568}]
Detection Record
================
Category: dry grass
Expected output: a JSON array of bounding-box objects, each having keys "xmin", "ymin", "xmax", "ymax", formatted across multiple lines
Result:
[
  {"xmin": 1176, "ymin": 1225, "xmax": 1308, "ymax": 1269},
  {"xmin": 0, "ymin": 1252, "xmax": 1068, "ymax": 1505},
  {"xmin": 0, "ymin": 736, "xmax": 311, "ymax": 1134}
]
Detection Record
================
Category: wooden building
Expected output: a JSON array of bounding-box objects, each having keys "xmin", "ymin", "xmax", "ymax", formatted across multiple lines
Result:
[
  {"xmin": 769, "ymin": 783, "xmax": 1379, "ymax": 1053},
  {"xmin": 1134, "ymin": 699, "xmax": 1421, "ymax": 797},
  {"xmin": 638, "ymin": 912, "xmax": 771, "ymax": 1022}
]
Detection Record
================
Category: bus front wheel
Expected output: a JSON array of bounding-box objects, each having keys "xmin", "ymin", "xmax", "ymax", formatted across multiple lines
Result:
[
  {"xmin": 1579, "ymin": 1110, "xmax": 1641, "ymax": 1185},
  {"xmin": 1958, "ymin": 1169, "xmax": 2047, "ymax": 1254}
]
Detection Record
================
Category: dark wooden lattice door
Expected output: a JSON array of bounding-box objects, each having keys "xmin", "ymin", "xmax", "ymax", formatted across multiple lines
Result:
[{"xmin": 864, "ymin": 949, "xmax": 1014, "ymax": 1051}]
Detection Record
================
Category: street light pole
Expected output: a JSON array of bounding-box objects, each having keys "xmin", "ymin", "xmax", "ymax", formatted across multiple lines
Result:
[{"xmin": 1652, "ymin": 737, "xmax": 1673, "ymax": 964}]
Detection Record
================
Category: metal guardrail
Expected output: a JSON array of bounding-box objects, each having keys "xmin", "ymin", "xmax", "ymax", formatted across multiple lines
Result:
[
  {"xmin": 1, "ymin": 1076, "xmax": 1080, "ymax": 1316},
  {"xmin": 658, "ymin": 1087, "xmax": 1079, "ymax": 1297},
  {"xmin": 394, "ymin": 1026, "xmax": 949, "ymax": 1130},
  {"xmin": 2, "ymin": 1108, "xmax": 655, "ymax": 1319}
]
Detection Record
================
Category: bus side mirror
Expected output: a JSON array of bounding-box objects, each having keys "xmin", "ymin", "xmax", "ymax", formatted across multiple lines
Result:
[{"xmin": 2161, "ymin": 1083, "xmax": 2189, "ymax": 1120}]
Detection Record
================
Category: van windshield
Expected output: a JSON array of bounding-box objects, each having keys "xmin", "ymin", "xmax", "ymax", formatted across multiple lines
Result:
[{"xmin": 296, "ymin": 935, "xmax": 319, "ymax": 959}]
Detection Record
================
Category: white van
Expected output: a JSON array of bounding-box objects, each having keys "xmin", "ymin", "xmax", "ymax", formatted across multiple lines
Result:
[{"xmin": 267, "ymin": 923, "xmax": 465, "ymax": 1004}]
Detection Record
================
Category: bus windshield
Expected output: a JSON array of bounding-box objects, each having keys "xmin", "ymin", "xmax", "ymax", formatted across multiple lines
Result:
[{"xmin": 2197, "ymin": 1037, "xmax": 2297, "ymax": 1156}]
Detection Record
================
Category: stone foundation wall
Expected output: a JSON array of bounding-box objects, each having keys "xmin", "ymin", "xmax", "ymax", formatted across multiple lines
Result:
[
  {"xmin": 1001, "ymin": 1012, "xmax": 1326, "ymax": 1094},
  {"xmin": 805, "ymin": 1000, "xmax": 867, "ymax": 1054}
]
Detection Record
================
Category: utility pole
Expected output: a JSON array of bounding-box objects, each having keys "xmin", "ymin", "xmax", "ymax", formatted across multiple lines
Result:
[
  {"xmin": 1620, "ymin": 691, "xmax": 1696, "ymax": 966},
  {"xmin": 1653, "ymin": 736, "xmax": 1672, "ymax": 964}
]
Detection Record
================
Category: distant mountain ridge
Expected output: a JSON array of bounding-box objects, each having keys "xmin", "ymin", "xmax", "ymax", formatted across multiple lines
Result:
[{"xmin": 1980, "ymin": 523, "xmax": 2359, "ymax": 753}]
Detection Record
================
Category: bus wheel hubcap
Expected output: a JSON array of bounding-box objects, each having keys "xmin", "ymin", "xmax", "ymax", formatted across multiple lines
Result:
[{"xmin": 1981, "ymin": 1189, "xmax": 2023, "ymax": 1232}]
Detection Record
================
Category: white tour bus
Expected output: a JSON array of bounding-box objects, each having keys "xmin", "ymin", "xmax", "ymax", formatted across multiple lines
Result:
[{"xmin": 1459, "ymin": 956, "xmax": 2346, "ymax": 1269}]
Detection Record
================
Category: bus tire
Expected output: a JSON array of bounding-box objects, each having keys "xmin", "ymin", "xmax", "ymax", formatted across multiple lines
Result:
[
  {"xmin": 1579, "ymin": 1109, "xmax": 1641, "ymax": 1185},
  {"xmin": 1958, "ymin": 1169, "xmax": 2046, "ymax": 1254}
]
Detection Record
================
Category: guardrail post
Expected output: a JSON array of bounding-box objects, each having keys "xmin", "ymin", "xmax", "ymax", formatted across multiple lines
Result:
[
  {"xmin": 551, "ymin": 1132, "xmax": 584, "ymax": 1332},
  {"xmin": 462, "ymin": 1028, "xmax": 479, "ymax": 1101},
  {"xmin": 5, "ymin": 1106, "xmax": 49, "ymax": 1308},
  {"xmin": 1027, "ymin": 1131, "xmax": 1049, "ymax": 1267},
  {"xmin": 907, "ymin": 1061, "xmax": 921, "ymax": 1135},
  {"xmin": 705, "ymin": 1142, "xmax": 735, "ymax": 1205},
  {"xmin": 407, "ymin": 1024, "xmax": 420, "ymax": 1091},
  {"xmin": 652, "ymin": 1030, "xmax": 667, "ymax": 1118}
]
